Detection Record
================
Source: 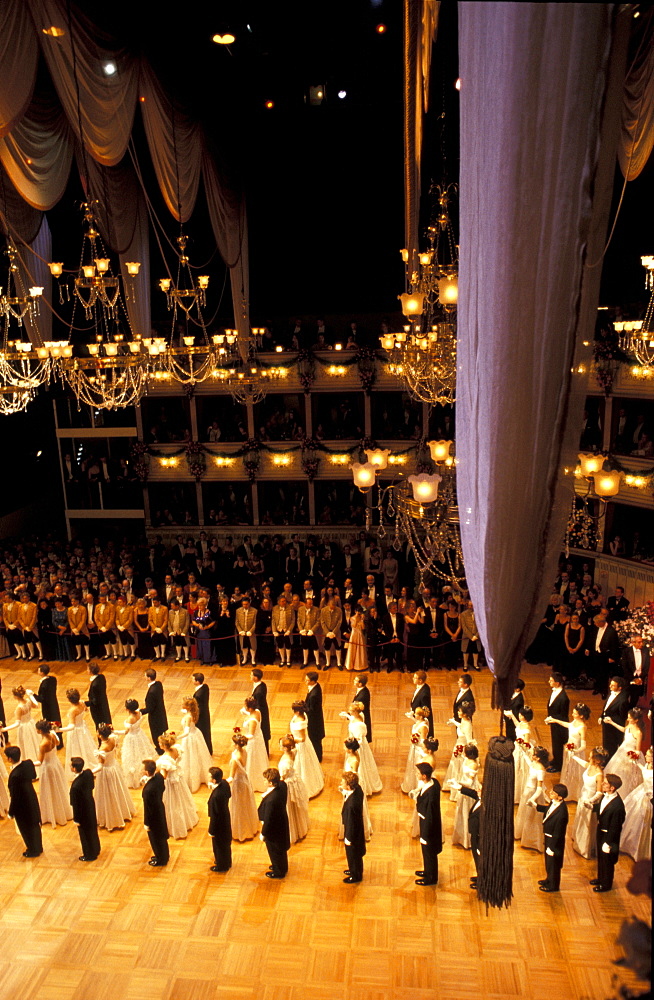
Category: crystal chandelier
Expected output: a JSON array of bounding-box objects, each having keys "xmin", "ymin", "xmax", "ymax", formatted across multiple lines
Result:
[
  {"xmin": 0, "ymin": 240, "xmax": 52, "ymax": 404},
  {"xmin": 351, "ymin": 440, "xmax": 464, "ymax": 585},
  {"xmin": 157, "ymin": 234, "xmax": 217, "ymax": 385},
  {"xmin": 614, "ymin": 255, "xmax": 654, "ymax": 375},
  {"xmin": 381, "ymin": 183, "xmax": 458, "ymax": 405}
]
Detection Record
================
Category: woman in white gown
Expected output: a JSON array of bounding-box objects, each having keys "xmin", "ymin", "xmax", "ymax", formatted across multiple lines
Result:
[
  {"xmin": 513, "ymin": 708, "xmax": 534, "ymax": 804},
  {"xmin": 93, "ymin": 724, "xmax": 136, "ymax": 831},
  {"xmin": 571, "ymin": 748, "xmax": 606, "ymax": 859},
  {"xmin": 179, "ymin": 696, "xmax": 212, "ymax": 793},
  {"xmin": 339, "ymin": 702, "xmax": 382, "ymax": 795},
  {"xmin": 290, "ymin": 701, "xmax": 324, "ymax": 798},
  {"xmin": 444, "ymin": 703, "xmax": 475, "ymax": 799},
  {"xmin": 548, "ymin": 703, "xmax": 589, "ymax": 802},
  {"xmin": 604, "ymin": 708, "xmax": 646, "ymax": 799},
  {"xmin": 620, "ymin": 747, "xmax": 653, "ymax": 862},
  {"xmin": 409, "ymin": 737, "xmax": 440, "ymax": 838},
  {"xmin": 156, "ymin": 731, "xmax": 198, "ymax": 839},
  {"xmin": 34, "ymin": 720, "xmax": 72, "ymax": 827},
  {"xmin": 241, "ymin": 696, "xmax": 269, "ymax": 793},
  {"xmin": 277, "ymin": 735, "xmax": 310, "ymax": 843},
  {"xmin": 338, "ymin": 738, "xmax": 373, "ymax": 840},
  {"xmin": 227, "ymin": 733, "xmax": 259, "ymax": 841},
  {"xmin": 451, "ymin": 746, "xmax": 480, "ymax": 849},
  {"xmin": 0, "ymin": 686, "xmax": 41, "ymax": 762},
  {"xmin": 400, "ymin": 708, "xmax": 430, "ymax": 794},
  {"xmin": 114, "ymin": 699, "xmax": 154, "ymax": 789},
  {"xmin": 56, "ymin": 689, "xmax": 98, "ymax": 778},
  {"xmin": 515, "ymin": 745, "xmax": 549, "ymax": 852}
]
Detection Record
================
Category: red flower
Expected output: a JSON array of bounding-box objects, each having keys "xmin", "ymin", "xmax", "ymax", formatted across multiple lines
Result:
[{"xmin": 566, "ymin": 742, "xmax": 575, "ymax": 751}]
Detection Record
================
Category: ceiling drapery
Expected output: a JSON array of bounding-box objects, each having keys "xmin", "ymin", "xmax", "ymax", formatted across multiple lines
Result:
[
  {"xmin": 0, "ymin": 0, "xmax": 248, "ymax": 339},
  {"xmin": 456, "ymin": 2, "xmax": 630, "ymax": 702},
  {"xmin": 617, "ymin": 7, "xmax": 654, "ymax": 180}
]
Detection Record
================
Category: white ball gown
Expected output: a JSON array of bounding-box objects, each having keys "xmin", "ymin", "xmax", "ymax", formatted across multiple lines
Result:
[
  {"xmin": 620, "ymin": 767, "xmax": 653, "ymax": 862},
  {"xmin": 39, "ymin": 743, "xmax": 73, "ymax": 827},
  {"xmin": 346, "ymin": 718, "xmax": 382, "ymax": 795},
  {"xmin": 400, "ymin": 724, "xmax": 428, "ymax": 794},
  {"xmin": 228, "ymin": 753, "xmax": 259, "ymax": 841},
  {"xmin": 606, "ymin": 730, "xmax": 645, "ymax": 799},
  {"xmin": 559, "ymin": 722, "xmax": 586, "ymax": 801},
  {"xmin": 64, "ymin": 710, "xmax": 98, "ymax": 779},
  {"xmin": 290, "ymin": 718, "xmax": 324, "ymax": 798},
  {"xmin": 94, "ymin": 747, "xmax": 136, "ymax": 830},
  {"xmin": 278, "ymin": 755, "xmax": 310, "ymax": 843},
  {"xmin": 444, "ymin": 721, "xmax": 474, "ymax": 801},
  {"xmin": 244, "ymin": 717, "xmax": 269, "ymax": 793},
  {"xmin": 572, "ymin": 766, "xmax": 600, "ymax": 858},
  {"xmin": 515, "ymin": 763, "xmax": 546, "ymax": 852},
  {"xmin": 179, "ymin": 713, "xmax": 213, "ymax": 793},
  {"xmin": 120, "ymin": 716, "xmax": 154, "ymax": 789},
  {"xmin": 452, "ymin": 761, "xmax": 481, "ymax": 849},
  {"xmin": 157, "ymin": 751, "xmax": 198, "ymax": 839},
  {"xmin": 15, "ymin": 707, "xmax": 41, "ymax": 763},
  {"xmin": 513, "ymin": 725, "xmax": 532, "ymax": 804}
]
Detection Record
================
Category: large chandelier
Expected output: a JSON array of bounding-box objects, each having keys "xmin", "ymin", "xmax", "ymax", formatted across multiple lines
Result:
[
  {"xmin": 0, "ymin": 240, "xmax": 51, "ymax": 406},
  {"xmin": 351, "ymin": 440, "xmax": 464, "ymax": 585},
  {"xmin": 614, "ymin": 255, "xmax": 654, "ymax": 375},
  {"xmin": 381, "ymin": 183, "xmax": 458, "ymax": 405}
]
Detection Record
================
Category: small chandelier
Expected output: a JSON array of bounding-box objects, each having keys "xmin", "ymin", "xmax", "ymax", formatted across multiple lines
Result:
[{"xmin": 0, "ymin": 240, "xmax": 51, "ymax": 405}]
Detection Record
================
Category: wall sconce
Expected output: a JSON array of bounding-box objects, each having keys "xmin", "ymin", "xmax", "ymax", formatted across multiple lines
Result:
[
  {"xmin": 327, "ymin": 365, "xmax": 346, "ymax": 375},
  {"xmin": 159, "ymin": 457, "xmax": 179, "ymax": 469},
  {"xmin": 272, "ymin": 454, "xmax": 292, "ymax": 467},
  {"xmin": 330, "ymin": 454, "xmax": 350, "ymax": 465},
  {"xmin": 214, "ymin": 456, "xmax": 234, "ymax": 468},
  {"xmin": 388, "ymin": 454, "xmax": 407, "ymax": 465}
]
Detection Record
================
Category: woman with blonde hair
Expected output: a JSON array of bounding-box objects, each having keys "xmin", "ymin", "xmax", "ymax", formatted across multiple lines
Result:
[
  {"xmin": 179, "ymin": 695, "xmax": 212, "ymax": 792},
  {"xmin": 400, "ymin": 706, "xmax": 430, "ymax": 794},
  {"xmin": 227, "ymin": 732, "xmax": 259, "ymax": 840},
  {"xmin": 289, "ymin": 701, "xmax": 324, "ymax": 798},
  {"xmin": 34, "ymin": 719, "xmax": 72, "ymax": 827},
  {"xmin": 339, "ymin": 702, "xmax": 382, "ymax": 795},
  {"xmin": 277, "ymin": 734, "xmax": 310, "ymax": 843},
  {"xmin": 156, "ymin": 730, "xmax": 198, "ymax": 839},
  {"xmin": 1, "ymin": 685, "xmax": 41, "ymax": 762}
]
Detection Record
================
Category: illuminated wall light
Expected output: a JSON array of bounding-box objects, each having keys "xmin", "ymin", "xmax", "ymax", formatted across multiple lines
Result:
[
  {"xmin": 330, "ymin": 454, "xmax": 350, "ymax": 465},
  {"xmin": 376, "ymin": 23, "xmax": 387, "ymax": 33},
  {"xmin": 455, "ymin": 78, "xmax": 461, "ymax": 91},
  {"xmin": 212, "ymin": 32, "xmax": 236, "ymax": 44},
  {"xmin": 43, "ymin": 26, "xmax": 65, "ymax": 36},
  {"xmin": 214, "ymin": 457, "xmax": 234, "ymax": 468},
  {"xmin": 328, "ymin": 365, "xmax": 346, "ymax": 375},
  {"xmin": 388, "ymin": 455, "xmax": 407, "ymax": 465},
  {"xmin": 272, "ymin": 454, "xmax": 292, "ymax": 467},
  {"xmin": 159, "ymin": 457, "xmax": 179, "ymax": 469}
]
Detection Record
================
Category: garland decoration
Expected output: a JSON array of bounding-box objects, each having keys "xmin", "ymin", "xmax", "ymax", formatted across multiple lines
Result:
[
  {"xmin": 130, "ymin": 441, "xmax": 150, "ymax": 483},
  {"xmin": 185, "ymin": 441, "xmax": 206, "ymax": 480}
]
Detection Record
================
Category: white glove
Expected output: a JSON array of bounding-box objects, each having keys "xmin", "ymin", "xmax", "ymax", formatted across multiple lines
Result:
[
  {"xmin": 545, "ymin": 847, "xmax": 554, "ymax": 857},
  {"xmin": 601, "ymin": 842, "xmax": 611, "ymax": 854}
]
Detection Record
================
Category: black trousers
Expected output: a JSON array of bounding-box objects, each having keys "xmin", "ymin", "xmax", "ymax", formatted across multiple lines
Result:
[
  {"xmin": 550, "ymin": 723, "xmax": 567, "ymax": 770},
  {"xmin": 385, "ymin": 641, "xmax": 405, "ymax": 671},
  {"xmin": 78, "ymin": 821, "xmax": 101, "ymax": 860},
  {"xmin": 308, "ymin": 732, "xmax": 323, "ymax": 763},
  {"xmin": 421, "ymin": 843, "xmax": 439, "ymax": 885},
  {"xmin": 17, "ymin": 819, "xmax": 43, "ymax": 855},
  {"xmin": 345, "ymin": 844, "xmax": 364, "ymax": 882},
  {"xmin": 265, "ymin": 840, "xmax": 288, "ymax": 877},
  {"xmin": 211, "ymin": 835, "xmax": 232, "ymax": 871},
  {"xmin": 544, "ymin": 852, "xmax": 563, "ymax": 890},
  {"xmin": 597, "ymin": 847, "xmax": 618, "ymax": 889},
  {"xmin": 147, "ymin": 829, "xmax": 170, "ymax": 865}
]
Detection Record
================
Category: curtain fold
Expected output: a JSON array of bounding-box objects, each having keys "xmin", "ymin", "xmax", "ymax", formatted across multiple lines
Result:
[
  {"xmin": 0, "ymin": 0, "xmax": 38, "ymax": 137},
  {"xmin": 24, "ymin": 214, "xmax": 53, "ymax": 345},
  {"xmin": 0, "ymin": 87, "xmax": 73, "ymax": 210},
  {"xmin": 618, "ymin": 8, "xmax": 654, "ymax": 180},
  {"xmin": 456, "ymin": 3, "xmax": 626, "ymax": 700}
]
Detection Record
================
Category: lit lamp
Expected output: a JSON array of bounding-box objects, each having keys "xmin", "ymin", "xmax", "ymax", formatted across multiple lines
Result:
[
  {"xmin": 48, "ymin": 263, "xmax": 63, "ymax": 276},
  {"xmin": 427, "ymin": 439, "xmax": 452, "ymax": 463},
  {"xmin": 365, "ymin": 448, "xmax": 390, "ymax": 470},
  {"xmin": 125, "ymin": 262, "xmax": 141, "ymax": 276},
  {"xmin": 399, "ymin": 292, "xmax": 425, "ymax": 317},
  {"xmin": 94, "ymin": 258, "xmax": 110, "ymax": 274},
  {"xmin": 578, "ymin": 452, "xmax": 604, "ymax": 477},
  {"xmin": 351, "ymin": 462, "xmax": 376, "ymax": 490},
  {"xmin": 592, "ymin": 470, "xmax": 621, "ymax": 498},
  {"xmin": 438, "ymin": 274, "xmax": 458, "ymax": 306},
  {"xmin": 408, "ymin": 473, "xmax": 441, "ymax": 503}
]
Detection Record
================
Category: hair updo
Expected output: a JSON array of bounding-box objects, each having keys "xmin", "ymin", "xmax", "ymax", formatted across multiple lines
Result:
[
  {"xmin": 464, "ymin": 743, "xmax": 479, "ymax": 760},
  {"xmin": 344, "ymin": 737, "xmax": 360, "ymax": 753},
  {"xmin": 232, "ymin": 733, "xmax": 248, "ymax": 749},
  {"xmin": 280, "ymin": 734, "xmax": 297, "ymax": 753}
]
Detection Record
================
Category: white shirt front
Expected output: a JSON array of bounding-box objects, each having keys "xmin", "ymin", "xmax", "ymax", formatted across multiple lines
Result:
[
  {"xmin": 548, "ymin": 687, "xmax": 561, "ymax": 707},
  {"xmin": 595, "ymin": 625, "xmax": 607, "ymax": 651},
  {"xmin": 599, "ymin": 791, "xmax": 617, "ymax": 814},
  {"xmin": 604, "ymin": 690, "xmax": 618, "ymax": 710}
]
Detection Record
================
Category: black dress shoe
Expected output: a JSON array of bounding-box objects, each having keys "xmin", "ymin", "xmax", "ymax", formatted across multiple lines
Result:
[
  {"xmin": 415, "ymin": 879, "xmax": 436, "ymax": 886},
  {"xmin": 538, "ymin": 879, "xmax": 549, "ymax": 886},
  {"xmin": 415, "ymin": 870, "xmax": 425, "ymax": 877},
  {"xmin": 589, "ymin": 878, "xmax": 600, "ymax": 885},
  {"xmin": 343, "ymin": 870, "xmax": 351, "ymax": 876},
  {"xmin": 210, "ymin": 866, "xmax": 230, "ymax": 872},
  {"xmin": 23, "ymin": 852, "xmax": 41, "ymax": 857},
  {"xmin": 343, "ymin": 876, "xmax": 361, "ymax": 883},
  {"xmin": 148, "ymin": 859, "xmax": 166, "ymax": 866},
  {"xmin": 79, "ymin": 856, "xmax": 96, "ymax": 862},
  {"xmin": 545, "ymin": 766, "xmax": 559, "ymax": 773},
  {"xmin": 539, "ymin": 886, "xmax": 558, "ymax": 893},
  {"xmin": 266, "ymin": 871, "xmax": 284, "ymax": 879},
  {"xmin": 593, "ymin": 885, "xmax": 611, "ymax": 893}
]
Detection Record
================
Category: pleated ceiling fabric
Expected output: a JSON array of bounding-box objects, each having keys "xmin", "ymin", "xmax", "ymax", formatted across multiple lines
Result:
[
  {"xmin": 618, "ymin": 8, "xmax": 654, "ymax": 180},
  {"xmin": 0, "ymin": 1, "xmax": 38, "ymax": 137},
  {"xmin": 0, "ymin": 87, "xmax": 73, "ymax": 210},
  {"xmin": 456, "ymin": 3, "xmax": 628, "ymax": 702}
]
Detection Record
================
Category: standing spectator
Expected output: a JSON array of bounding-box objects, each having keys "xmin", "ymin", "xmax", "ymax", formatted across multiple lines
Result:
[
  {"xmin": 320, "ymin": 596, "xmax": 342, "ymax": 671},
  {"xmin": 459, "ymin": 600, "xmax": 481, "ymax": 671},
  {"xmin": 585, "ymin": 612, "xmax": 619, "ymax": 698},
  {"xmin": 606, "ymin": 586, "xmax": 630, "ymax": 625},
  {"xmin": 148, "ymin": 596, "xmax": 169, "ymax": 661},
  {"xmin": 67, "ymin": 594, "xmax": 90, "ymax": 662}
]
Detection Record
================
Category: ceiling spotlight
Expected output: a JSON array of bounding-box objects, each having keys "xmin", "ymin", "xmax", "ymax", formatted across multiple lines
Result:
[
  {"xmin": 338, "ymin": 90, "xmax": 347, "ymax": 99},
  {"xmin": 455, "ymin": 78, "xmax": 461, "ymax": 91},
  {"xmin": 212, "ymin": 32, "xmax": 236, "ymax": 44},
  {"xmin": 265, "ymin": 100, "xmax": 275, "ymax": 109},
  {"xmin": 102, "ymin": 60, "xmax": 117, "ymax": 76},
  {"xmin": 376, "ymin": 23, "xmax": 387, "ymax": 33}
]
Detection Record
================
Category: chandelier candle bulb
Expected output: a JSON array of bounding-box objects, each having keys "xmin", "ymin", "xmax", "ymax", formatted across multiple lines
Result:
[
  {"xmin": 82, "ymin": 265, "xmax": 96, "ymax": 279},
  {"xmin": 592, "ymin": 470, "xmax": 621, "ymax": 498},
  {"xmin": 48, "ymin": 263, "xmax": 63, "ymax": 276},
  {"xmin": 427, "ymin": 439, "xmax": 452, "ymax": 463},
  {"xmin": 351, "ymin": 462, "xmax": 376, "ymax": 489},
  {"xmin": 125, "ymin": 262, "xmax": 141, "ymax": 275},
  {"xmin": 365, "ymin": 448, "xmax": 390, "ymax": 470},
  {"xmin": 578, "ymin": 452, "xmax": 604, "ymax": 477},
  {"xmin": 408, "ymin": 473, "xmax": 442, "ymax": 503}
]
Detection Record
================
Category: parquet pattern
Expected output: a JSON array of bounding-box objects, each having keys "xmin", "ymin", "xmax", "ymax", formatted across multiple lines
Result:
[{"xmin": 0, "ymin": 657, "xmax": 649, "ymax": 1000}]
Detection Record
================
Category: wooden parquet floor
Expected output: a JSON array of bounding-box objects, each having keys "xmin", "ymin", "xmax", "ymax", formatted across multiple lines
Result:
[{"xmin": 0, "ymin": 657, "xmax": 649, "ymax": 1000}]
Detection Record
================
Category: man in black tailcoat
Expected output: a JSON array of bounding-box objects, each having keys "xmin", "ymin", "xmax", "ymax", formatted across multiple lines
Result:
[
  {"xmin": 192, "ymin": 672, "xmax": 213, "ymax": 754},
  {"xmin": 85, "ymin": 663, "xmax": 112, "ymax": 730},
  {"xmin": 591, "ymin": 774, "xmax": 626, "ymax": 892},
  {"xmin": 142, "ymin": 759, "xmax": 169, "ymax": 866},
  {"xmin": 413, "ymin": 762, "xmax": 442, "ymax": 886},
  {"xmin": 407, "ymin": 670, "xmax": 433, "ymax": 737},
  {"xmin": 251, "ymin": 668, "xmax": 271, "ymax": 755},
  {"xmin": 545, "ymin": 672, "xmax": 569, "ymax": 772},
  {"xmin": 621, "ymin": 636, "xmax": 650, "ymax": 709},
  {"xmin": 353, "ymin": 674, "xmax": 372, "ymax": 742},
  {"xmin": 5, "ymin": 745, "xmax": 42, "ymax": 857},
  {"xmin": 208, "ymin": 766, "xmax": 232, "ymax": 872},
  {"xmin": 69, "ymin": 756, "xmax": 101, "ymax": 861},
  {"xmin": 598, "ymin": 677, "xmax": 630, "ymax": 759},
  {"xmin": 34, "ymin": 664, "xmax": 63, "ymax": 748},
  {"xmin": 304, "ymin": 671, "xmax": 325, "ymax": 762},
  {"xmin": 535, "ymin": 783, "xmax": 569, "ymax": 892},
  {"xmin": 341, "ymin": 771, "xmax": 366, "ymax": 883},
  {"xmin": 258, "ymin": 768, "xmax": 290, "ymax": 879},
  {"xmin": 503, "ymin": 679, "xmax": 525, "ymax": 743},
  {"xmin": 141, "ymin": 669, "xmax": 168, "ymax": 754}
]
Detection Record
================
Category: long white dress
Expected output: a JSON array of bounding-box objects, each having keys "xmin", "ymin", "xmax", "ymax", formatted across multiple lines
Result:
[
  {"xmin": 179, "ymin": 713, "xmax": 213, "ymax": 792},
  {"xmin": 515, "ymin": 764, "xmax": 546, "ymax": 852},
  {"xmin": 290, "ymin": 717, "xmax": 324, "ymax": 798},
  {"xmin": 64, "ymin": 710, "xmax": 98, "ymax": 778},
  {"xmin": 620, "ymin": 767, "xmax": 653, "ymax": 862},
  {"xmin": 244, "ymin": 716, "xmax": 269, "ymax": 793},
  {"xmin": 228, "ymin": 754, "xmax": 259, "ymax": 841},
  {"xmin": 444, "ymin": 720, "xmax": 474, "ymax": 801},
  {"xmin": 14, "ymin": 707, "xmax": 41, "ymax": 763},
  {"xmin": 39, "ymin": 743, "xmax": 73, "ymax": 827},
  {"xmin": 157, "ymin": 751, "xmax": 198, "ymax": 839},
  {"xmin": 94, "ymin": 747, "xmax": 136, "ymax": 830},
  {"xmin": 572, "ymin": 766, "xmax": 601, "ymax": 859},
  {"xmin": 120, "ymin": 716, "xmax": 154, "ymax": 789},
  {"xmin": 452, "ymin": 761, "xmax": 481, "ymax": 849},
  {"xmin": 559, "ymin": 722, "xmax": 586, "ymax": 802},
  {"xmin": 606, "ymin": 730, "xmax": 645, "ymax": 799},
  {"xmin": 278, "ymin": 755, "xmax": 310, "ymax": 843},
  {"xmin": 0, "ymin": 752, "xmax": 9, "ymax": 817},
  {"xmin": 513, "ymin": 725, "xmax": 532, "ymax": 804},
  {"xmin": 400, "ymin": 724, "xmax": 428, "ymax": 794},
  {"xmin": 346, "ymin": 718, "xmax": 382, "ymax": 795}
]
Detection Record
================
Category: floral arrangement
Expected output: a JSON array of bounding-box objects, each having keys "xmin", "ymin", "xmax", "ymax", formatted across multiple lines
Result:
[
  {"xmin": 297, "ymin": 350, "xmax": 316, "ymax": 394},
  {"xmin": 185, "ymin": 441, "xmax": 206, "ymax": 480},
  {"xmin": 130, "ymin": 441, "xmax": 150, "ymax": 482},
  {"xmin": 355, "ymin": 346, "xmax": 377, "ymax": 394},
  {"xmin": 516, "ymin": 738, "xmax": 532, "ymax": 752},
  {"xmin": 616, "ymin": 601, "xmax": 654, "ymax": 654},
  {"xmin": 242, "ymin": 438, "xmax": 261, "ymax": 482},
  {"xmin": 592, "ymin": 336, "xmax": 630, "ymax": 396},
  {"xmin": 565, "ymin": 742, "xmax": 576, "ymax": 752},
  {"xmin": 410, "ymin": 734, "xmax": 421, "ymax": 745},
  {"xmin": 627, "ymin": 750, "xmax": 640, "ymax": 762},
  {"xmin": 232, "ymin": 726, "xmax": 241, "ymax": 735},
  {"xmin": 453, "ymin": 743, "xmax": 465, "ymax": 758}
]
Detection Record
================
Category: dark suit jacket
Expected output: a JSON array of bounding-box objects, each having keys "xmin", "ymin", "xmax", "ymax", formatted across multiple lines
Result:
[
  {"xmin": 505, "ymin": 691, "xmax": 524, "ymax": 740},
  {"xmin": 606, "ymin": 595, "xmax": 630, "ymax": 624},
  {"xmin": 547, "ymin": 687, "xmax": 570, "ymax": 723},
  {"xmin": 142, "ymin": 772, "xmax": 169, "ymax": 838},
  {"xmin": 411, "ymin": 683, "xmax": 432, "ymax": 717},
  {"xmin": 460, "ymin": 786, "xmax": 480, "ymax": 857},
  {"xmin": 453, "ymin": 688, "xmax": 476, "ymax": 721},
  {"xmin": 194, "ymin": 684, "xmax": 212, "ymax": 753},
  {"xmin": 585, "ymin": 624, "xmax": 620, "ymax": 660},
  {"xmin": 85, "ymin": 673, "xmax": 112, "ymax": 727},
  {"xmin": 70, "ymin": 769, "xmax": 98, "ymax": 828},
  {"xmin": 208, "ymin": 780, "xmax": 231, "ymax": 844},
  {"xmin": 141, "ymin": 681, "xmax": 168, "ymax": 743},
  {"xmin": 380, "ymin": 611, "xmax": 405, "ymax": 644},
  {"xmin": 7, "ymin": 759, "xmax": 41, "ymax": 826},
  {"xmin": 593, "ymin": 794, "xmax": 626, "ymax": 853},
  {"xmin": 601, "ymin": 689, "xmax": 629, "ymax": 729},
  {"xmin": 258, "ymin": 782, "xmax": 290, "ymax": 850},
  {"xmin": 354, "ymin": 686, "xmax": 372, "ymax": 742},
  {"xmin": 35, "ymin": 675, "xmax": 61, "ymax": 723},
  {"xmin": 621, "ymin": 647, "xmax": 650, "ymax": 688},
  {"xmin": 251, "ymin": 682, "xmax": 271, "ymax": 743},
  {"xmin": 341, "ymin": 784, "xmax": 366, "ymax": 856},
  {"xmin": 416, "ymin": 779, "xmax": 442, "ymax": 853},
  {"xmin": 305, "ymin": 684, "xmax": 325, "ymax": 742},
  {"xmin": 537, "ymin": 800, "xmax": 569, "ymax": 858}
]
